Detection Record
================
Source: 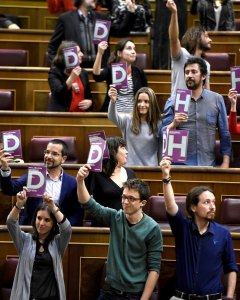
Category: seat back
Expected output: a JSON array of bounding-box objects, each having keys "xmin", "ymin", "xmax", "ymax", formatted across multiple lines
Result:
[
  {"xmin": 220, "ymin": 198, "xmax": 240, "ymax": 232},
  {"xmin": 144, "ymin": 195, "xmax": 187, "ymax": 228},
  {"xmin": 235, "ymin": 18, "xmax": 240, "ymax": 30},
  {"xmin": 0, "ymin": 49, "xmax": 28, "ymax": 66},
  {"xmin": 134, "ymin": 53, "xmax": 148, "ymax": 69},
  {"xmin": 204, "ymin": 53, "xmax": 230, "ymax": 71},
  {"xmin": 29, "ymin": 136, "xmax": 79, "ymax": 163},
  {"xmin": 0, "ymin": 256, "xmax": 18, "ymax": 300},
  {"xmin": 0, "ymin": 90, "xmax": 15, "ymax": 110}
]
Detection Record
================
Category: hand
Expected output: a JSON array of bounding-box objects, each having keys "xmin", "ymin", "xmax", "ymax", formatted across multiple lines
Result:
[
  {"xmin": 108, "ymin": 85, "xmax": 117, "ymax": 103},
  {"xmin": 98, "ymin": 41, "xmax": 108, "ymax": 55},
  {"xmin": 166, "ymin": 0, "xmax": 177, "ymax": 13},
  {"xmin": 76, "ymin": 164, "xmax": 91, "ymax": 182},
  {"xmin": 43, "ymin": 192, "xmax": 56, "ymax": 211},
  {"xmin": 173, "ymin": 112, "xmax": 188, "ymax": 127},
  {"xmin": 159, "ymin": 157, "xmax": 171, "ymax": 178},
  {"xmin": 69, "ymin": 66, "xmax": 81, "ymax": 81},
  {"xmin": 228, "ymin": 88, "xmax": 238, "ymax": 111},
  {"xmin": 8, "ymin": 23, "xmax": 20, "ymax": 29},
  {"xmin": 126, "ymin": 0, "xmax": 136, "ymax": 12},
  {"xmin": 16, "ymin": 187, "xmax": 28, "ymax": 208},
  {"xmin": 0, "ymin": 149, "xmax": 14, "ymax": 170},
  {"xmin": 78, "ymin": 99, "xmax": 92, "ymax": 111}
]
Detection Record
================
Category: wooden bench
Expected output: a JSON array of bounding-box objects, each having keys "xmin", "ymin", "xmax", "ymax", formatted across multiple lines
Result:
[
  {"xmin": 0, "ymin": 67, "xmax": 234, "ymax": 112},
  {"xmin": 0, "ymin": 29, "xmax": 151, "ymax": 67}
]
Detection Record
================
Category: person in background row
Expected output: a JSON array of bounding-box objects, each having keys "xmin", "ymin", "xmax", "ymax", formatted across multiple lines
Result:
[
  {"xmin": 0, "ymin": 14, "xmax": 21, "ymax": 29},
  {"xmin": 190, "ymin": 0, "xmax": 235, "ymax": 31},
  {"xmin": 160, "ymin": 157, "xmax": 238, "ymax": 300},
  {"xmin": 47, "ymin": 0, "xmax": 75, "ymax": 13},
  {"xmin": 0, "ymin": 139, "xmax": 83, "ymax": 226},
  {"xmin": 228, "ymin": 88, "xmax": 240, "ymax": 134},
  {"xmin": 48, "ymin": 40, "xmax": 93, "ymax": 112},
  {"xmin": 108, "ymin": 86, "xmax": 162, "ymax": 166},
  {"xmin": 7, "ymin": 187, "xmax": 71, "ymax": 300},
  {"xmin": 47, "ymin": 0, "xmax": 138, "ymax": 67},
  {"xmin": 166, "ymin": 0, "xmax": 212, "ymax": 97},
  {"xmin": 111, "ymin": 0, "xmax": 153, "ymax": 32},
  {"xmin": 77, "ymin": 168, "xmax": 163, "ymax": 300},
  {"xmin": 162, "ymin": 56, "xmax": 231, "ymax": 167},
  {"xmin": 93, "ymin": 39, "xmax": 147, "ymax": 112},
  {"xmin": 85, "ymin": 136, "xmax": 135, "ymax": 226}
]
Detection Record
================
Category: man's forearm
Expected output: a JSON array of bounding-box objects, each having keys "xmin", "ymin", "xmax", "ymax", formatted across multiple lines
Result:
[{"xmin": 141, "ymin": 271, "xmax": 159, "ymax": 300}]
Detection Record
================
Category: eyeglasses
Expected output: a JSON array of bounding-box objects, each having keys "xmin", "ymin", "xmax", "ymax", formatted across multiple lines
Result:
[
  {"xmin": 121, "ymin": 194, "xmax": 141, "ymax": 203},
  {"xmin": 43, "ymin": 150, "xmax": 61, "ymax": 157}
]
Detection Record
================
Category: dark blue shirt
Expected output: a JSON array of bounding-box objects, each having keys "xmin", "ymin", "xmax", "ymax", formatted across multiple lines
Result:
[{"xmin": 168, "ymin": 210, "xmax": 238, "ymax": 295}]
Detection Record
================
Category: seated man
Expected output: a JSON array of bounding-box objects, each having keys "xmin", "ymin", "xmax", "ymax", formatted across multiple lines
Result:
[
  {"xmin": 77, "ymin": 164, "xmax": 163, "ymax": 299},
  {"xmin": 0, "ymin": 139, "xmax": 83, "ymax": 226}
]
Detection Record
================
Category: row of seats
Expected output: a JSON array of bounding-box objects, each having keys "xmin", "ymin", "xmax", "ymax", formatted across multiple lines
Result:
[
  {"xmin": 0, "ymin": 49, "xmax": 234, "ymax": 71},
  {"xmin": 1, "ymin": 135, "xmax": 240, "ymax": 167},
  {"xmin": 144, "ymin": 196, "xmax": 240, "ymax": 232}
]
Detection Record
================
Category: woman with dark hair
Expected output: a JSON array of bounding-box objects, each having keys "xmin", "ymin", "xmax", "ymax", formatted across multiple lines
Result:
[
  {"xmin": 93, "ymin": 39, "xmax": 147, "ymax": 112},
  {"xmin": 108, "ymin": 86, "xmax": 162, "ymax": 166},
  {"xmin": 85, "ymin": 136, "xmax": 135, "ymax": 225},
  {"xmin": 190, "ymin": 0, "xmax": 235, "ymax": 31},
  {"xmin": 6, "ymin": 187, "xmax": 72, "ymax": 300},
  {"xmin": 48, "ymin": 40, "xmax": 93, "ymax": 112}
]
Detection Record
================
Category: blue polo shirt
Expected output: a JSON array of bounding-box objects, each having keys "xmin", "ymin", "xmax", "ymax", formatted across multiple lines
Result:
[{"xmin": 168, "ymin": 210, "xmax": 238, "ymax": 295}]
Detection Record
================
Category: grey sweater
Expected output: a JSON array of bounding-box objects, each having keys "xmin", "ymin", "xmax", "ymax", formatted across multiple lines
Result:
[
  {"xmin": 108, "ymin": 101, "xmax": 162, "ymax": 166},
  {"xmin": 6, "ymin": 216, "xmax": 72, "ymax": 300}
]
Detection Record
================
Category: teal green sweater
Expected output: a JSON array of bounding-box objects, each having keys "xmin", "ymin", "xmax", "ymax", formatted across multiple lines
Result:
[{"xmin": 83, "ymin": 198, "xmax": 163, "ymax": 293}]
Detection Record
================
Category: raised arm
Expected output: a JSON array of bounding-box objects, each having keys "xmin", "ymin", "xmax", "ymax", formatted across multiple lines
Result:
[
  {"xmin": 76, "ymin": 164, "xmax": 91, "ymax": 204},
  {"xmin": 8, "ymin": 187, "xmax": 28, "ymax": 220},
  {"xmin": 43, "ymin": 192, "xmax": 64, "ymax": 223},
  {"xmin": 166, "ymin": 0, "xmax": 181, "ymax": 59},
  {"xmin": 93, "ymin": 41, "xmax": 108, "ymax": 75},
  {"xmin": 159, "ymin": 158, "xmax": 178, "ymax": 216}
]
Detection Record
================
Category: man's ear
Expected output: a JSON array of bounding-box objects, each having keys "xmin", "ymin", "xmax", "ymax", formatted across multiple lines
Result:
[
  {"xmin": 61, "ymin": 155, "xmax": 67, "ymax": 164},
  {"xmin": 191, "ymin": 204, "xmax": 196, "ymax": 213},
  {"xmin": 141, "ymin": 200, "xmax": 147, "ymax": 207}
]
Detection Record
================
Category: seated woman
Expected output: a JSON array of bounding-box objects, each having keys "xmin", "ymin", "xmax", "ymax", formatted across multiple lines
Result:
[
  {"xmin": 93, "ymin": 39, "xmax": 147, "ymax": 112},
  {"xmin": 85, "ymin": 136, "xmax": 135, "ymax": 226},
  {"xmin": 48, "ymin": 40, "xmax": 93, "ymax": 112},
  {"xmin": 228, "ymin": 88, "xmax": 240, "ymax": 134},
  {"xmin": 6, "ymin": 187, "xmax": 71, "ymax": 300},
  {"xmin": 108, "ymin": 86, "xmax": 162, "ymax": 166},
  {"xmin": 190, "ymin": 0, "xmax": 235, "ymax": 30}
]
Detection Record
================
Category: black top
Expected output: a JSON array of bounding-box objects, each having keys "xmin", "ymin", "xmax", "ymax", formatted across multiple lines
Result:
[
  {"xmin": 48, "ymin": 66, "xmax": 92, "ymax": 112},
  {"xmin": 30, "ymin": 241, "xmax": 59, "ymax": 299},
  {"xmin": 85, "ymin": 167, "xmax": 135, "ymax": 226}
]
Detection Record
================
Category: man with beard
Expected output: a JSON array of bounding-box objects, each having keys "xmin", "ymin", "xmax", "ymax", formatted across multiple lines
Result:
[
  {"xmin": 166, "ymin": 0, "xmax": 212, "ymax": 97},
  {"xmin": 159, "ymin": 157, "xmax": 238, "ymax": 300},
  {"xmin": 0, "ymin": 139, "xmax": 83, "ymax": 225},
  {"xmin": 47, "ymin": 0, "xmax": 137, "ymax": 67},
  {"xmin": 162, "ymin": 56, "xmax": 231, "ymax": 167},
  {"xmin": 77, "ymin": 166, "xmax": 163, "ymax": 299}
]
